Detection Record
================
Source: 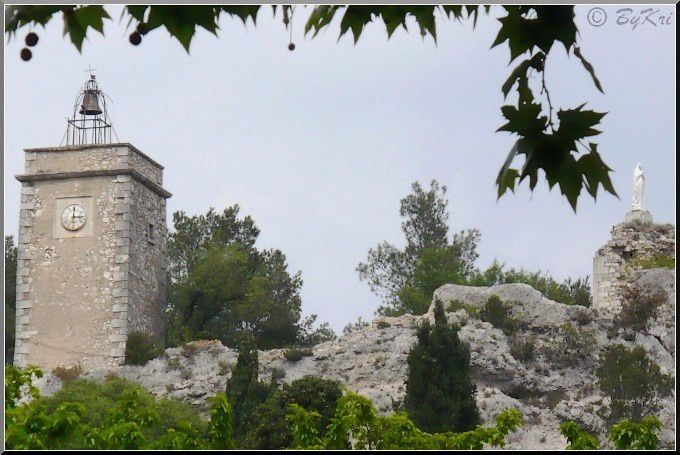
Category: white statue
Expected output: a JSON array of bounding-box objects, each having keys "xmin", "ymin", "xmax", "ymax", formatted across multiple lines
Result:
[{"xmin": 632, "ymin": 163, "xmax": 645, "ymax": 211}]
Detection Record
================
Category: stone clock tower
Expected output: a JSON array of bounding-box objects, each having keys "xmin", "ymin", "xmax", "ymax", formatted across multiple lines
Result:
[{"xmin": 13, "ymin": 76, "xmax": 171, "ymax": 370}]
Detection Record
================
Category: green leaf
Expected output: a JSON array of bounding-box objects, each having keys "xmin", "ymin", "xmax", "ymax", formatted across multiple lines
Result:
[
  {"xmin": 556, "ymin": 105, "xmax": 607, "ymax": 142},
  {"xmin": 74, "ymin": 5, "xmax": 110, "ymax": 35},
  {"xmin": 219, "ymin": 6, "xmax": 260, "ymax": 25},
  {"xmin": 497, "ymin": 103, "xmax": 548, "ymax": 136},
  {"xmin": 501, "ymin": 52, "xmax": 544, "ymax": 99},
  {"xmin": 496, "ymin": 140, "xmax": 524, "ymax": 198},
  {"xmin": 577, "ymin": 145, "xmax": 618, "ymax": 199},
  {"xmin": 305, "ymin": 5, "xmax": 341, "ymax": 37},
  {"xmin": 574, "ymin": 47, "xmax": 604, "ymax": 93}
]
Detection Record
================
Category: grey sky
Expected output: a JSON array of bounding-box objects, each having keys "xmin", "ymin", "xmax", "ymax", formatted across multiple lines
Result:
[{"xmin": 4, "ymin": 6, "xmax": 676, "ymax": 332}]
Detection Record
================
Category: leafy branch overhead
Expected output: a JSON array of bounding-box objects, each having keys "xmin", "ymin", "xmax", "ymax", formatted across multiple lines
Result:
[{"xmin": 4, "ymin": 4, "xmax": 615, "ymax": 210}]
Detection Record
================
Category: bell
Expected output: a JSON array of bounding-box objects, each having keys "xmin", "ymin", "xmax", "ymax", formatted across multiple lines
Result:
[{"xmin": 79, "ymin": 89, "xmax": 102, "ymax": 115}]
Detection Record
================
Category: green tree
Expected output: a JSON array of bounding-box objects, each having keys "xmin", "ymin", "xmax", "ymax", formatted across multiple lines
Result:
[
  {"xmin": 168, "ymin": 206, "xmax": 259, "ymax": 278},
  {"xmin": 6, "ymin": 6, "xmax": 616, "ymax": 209},
  {"xmin": 357, "ymin": 181, "xmax": 480, "ymax": 316},
  {"xmin": 208, "ymin": 393, "xmax": 235, "ymax": 449},
  {"xmin": 287, "ymin": 391, "xmax": 522, "ymax": 450},
  {"xmin": 609, "ymin": 415, "xmax": 663, "ymax": 450},
  {"xmin": 559, "ymin": 420, "xmax": 600, "ymax": 450},
  {"xmin": 242, "ymin": 376, "xmax": 344, "ymax": 449},
  {"xmin": 469, "ymin": 261, "xmax": 592, "ymax": 307},
  {"xmin": 597, "ymin": 344, "xmax": 673, "ymax": 423},
  {"xmin": 5, "ymin": 235, "xmax": 18, "ymax": 362},
  {"xmin": 404, "ymin": 300, "xmax": 480, "ymax": 433},
  {"xmin": 225, "ymin": 336, "xmax": 273, "ymax": 443},
  {"xmin": 165, "ymin": 206, "xmax": 333, "ymax": 349},
  {"xmin": 5, "ymin": 373, "xmax": 209, "ymax": 449}
]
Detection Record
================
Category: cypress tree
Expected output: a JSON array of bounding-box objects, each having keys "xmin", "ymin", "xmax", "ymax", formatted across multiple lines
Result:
[
  {"xmin": 225, "ymin": 335, "xmax": 272, "ymax": 442},
  {"xmin": 404, "ymin": 299, "xmax": 481, "ymax": 433}
]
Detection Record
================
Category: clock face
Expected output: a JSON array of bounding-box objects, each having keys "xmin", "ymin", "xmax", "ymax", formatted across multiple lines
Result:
[{"xmin": 61, "ymin": 204, "xmax": 87, "ymax": 231}]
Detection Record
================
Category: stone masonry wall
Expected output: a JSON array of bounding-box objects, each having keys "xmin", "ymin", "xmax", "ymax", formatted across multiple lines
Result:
[
  {"xmin": 127, "ymin": 179, "xmax": 168, "ymax": 339},
  {"xmin": 14, "ymin": 144, "xmax": 170, "ymax": 370},
  {"xmin": 592, "ymin": 221, "xmax": 675, "ymax": 313},
  {"xmin": 13, "ymin": 176, "xmax": 121, "ymax": 369}
]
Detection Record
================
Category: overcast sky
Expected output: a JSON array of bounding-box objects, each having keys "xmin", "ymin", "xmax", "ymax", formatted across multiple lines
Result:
[{"xmin": 4, "ymin": 5, "xmax": 676, "ymax": 331}]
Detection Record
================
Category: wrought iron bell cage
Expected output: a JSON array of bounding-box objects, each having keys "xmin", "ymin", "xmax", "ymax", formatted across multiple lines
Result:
[{"xmin": 64, "ymin": 75, "xmax": 115, "ymax": 145}]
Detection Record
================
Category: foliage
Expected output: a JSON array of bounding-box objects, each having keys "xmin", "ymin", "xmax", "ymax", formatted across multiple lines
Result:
[
  {"xmin": 5, "ymin": 374, "xmax": 209, "ymax": 449},
  {"xmin": 51, "ymin": 365, "xmax": 84, "ymax": 383},
  {"xmin": 357, "ymin": 181, "xmax": 481, "ymax": 316},
  {"xmin": 479, "ymin": 295, "xmax": 520, "ymax": 336},
  {"xmin": 225, "ymin": 336, "xmax": 273, "ymax": 442},
  {"xmin": 560, "ymin": 415, "xmax": 664, "ymax": 450},
  {"xmin": 168, "ymin": 206, "xmax": 259, "ymax": 278},
  {"xmin": 597, "ymin": 344, "xmax": 673, "ymax": 423},
  {"xmin": 208, "ymin": 393, "xmax": 235, "ymax": 449},
  {"xmin": 342, "ymin": 317, "xmax": 370, "ymax": 335},
  {"xmin": 469, "ymin": 261, "xmax": 592, "ymax": 307},
  {"xmin": 546, "ymin": 323, "xmax": 596, "ymax": 368},
  {"xmin": 5, "ymin": 364, "xmax": 43, "ymax": 410},
  {"xmin": 405, "ymin": 300, "xmax": 480, "ymax": 433},
  {"xmin": 376, "ymin": 320, "xmax": 391, "ymax": 329},
  {"xmin": 287, "ymin": 390, "xmax": 522, "ymax": 449},
  {"xmin": 358, "ymin": 182, "xmax": 592, "ymax": 317},
  {"xmin": 166, "ymin": 206, "xmax": 316, "ymax": 350},
  {"xmin": 5, "ymin": 235, "xmax": 18, "ymax": 362},
  {"xmin": 627, "ymin": 253, "xmax": 675, "ymax": 270},
  {"xmin": 296, "ymin": 314, "xmax": 337, "ymax": 347},
  {"xmin": 124, "ymin": 330, "xmax": 164, "ymax": 366},
  {"xmin": 283, "ymin": 348, "xmax": 313, "ymax": 363},
  {"xmin": 609, "ymin": 415, "xmax": 662, "ymax": 450},
  {"xmin": 242, "ymin": 376, "xmax": 344, "ymax": 449},
  {"xmin": 614, "ymin": 284, "xmax": 666, "ymax": 332},
  {"xmin": 559, "ymin": 420, "xmax": 600, "ymax": 449},
  {"xmin": 509, "ymin": 335, "xmax": 536, "ymax": 363},
  {"xmin": 5, "ymin": 6, "xmax": 614, "ymax": 209}
]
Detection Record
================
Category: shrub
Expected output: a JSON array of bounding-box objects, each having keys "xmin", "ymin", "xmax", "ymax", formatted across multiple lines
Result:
[
  {"xmin": 480, "ymin": 295, "xmax": 520, "ymax": 335},
  {"xmin": 614, "ymin": 284, "xmax": 666, "ymax": 332},
  {"xmin": 242, "ymin": 376, "xmax": 344, "ymax": 449},
  {"xmin": 180, "ymin": 342, "xmax": 200, "ymax": 358},
  {"xmin": 597, "ymin": 344, "xmax": 673, "ymax": 423},
  {"xmin": 609, "ymin": 415, "xmax": 663, "ymax": 450},
  {"xmin": 469, "ymin": 264, "xmax": 592, "ymax": 307},
  {"xmin": 559, "ymin": 420, "xmax": 600, "ymax": 449},
  {"xmin": 5, "ymin": 365, "xmax": 42, "ymax": 409},
  {"xmin": 271, "ymin": 368, "xmax": 286, "ymax": 382},
  {"xmin": 447, "ymin": 299, "xmax": 465, "ymax": 312},
  {"xmin": 572, "ymin": 308, "xmax": 592, "ymax": 326},
  {"xmin": 125, "ymin": 331, "xmax": 163, "ymax": 366},
  {"xmin": 376, "ymin": 320, "xmax": 391, "ymax": 329},
  {"xmin": 166, "ymin": 355, "xmax": 181, "ymax": 371},
  {"xmin": 287, "ymin": 391, "xmax": 522, "ymax": 450},
  {"xmin": 180, "ymin": 368, "xmax": 193, "ymax": 380},
  {"xmin": 405, "ymin": 300, "xmax": 480, "ymax": 433},
  {"xmin": 52, "ymin": 364, "xmax": 84, "ymax": 383},
  {"xmin": 342, "ymin": 317, "xmax": 370, "ymax": 335},
  {"xmin": 217, "ymin": 360, "xmax": 230, "ymax": 376},
  {"xmin": 627, "ymin": 253, "xmax": 675, "ymax": 270},
  {"xmin": 547, "ymin": 323, "xmax": 596, "ymax": 368},
  {"xmin": 208, "ymin": 393, "xmax": 235, "ymax": 449},
  {"xmin": 283, "ymin": 348, "xmax": 313, "ymax": 363},
  {"xmin": 5, "ymin": 376, "xmax": 209, "ymax": 449},
  {"xmin": 509, "ymin": 335, "xmax": 536, "ymax": 363}
]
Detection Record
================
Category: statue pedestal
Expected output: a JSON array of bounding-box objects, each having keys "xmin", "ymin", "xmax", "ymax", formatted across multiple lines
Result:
[{"xmin": 625, "ymin": 209, "xmax": 653, "ymax": 224}]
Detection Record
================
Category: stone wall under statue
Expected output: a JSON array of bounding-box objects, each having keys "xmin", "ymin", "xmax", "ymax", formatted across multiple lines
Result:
[{"xmin": 592, "ymin": 223, "xmax": 675, "ymax": 314}]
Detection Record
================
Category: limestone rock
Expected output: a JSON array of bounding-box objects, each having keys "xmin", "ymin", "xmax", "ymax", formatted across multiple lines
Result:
[{"xmin": 33, "ymin": 269, "xmax": 675, "ymax": 449}]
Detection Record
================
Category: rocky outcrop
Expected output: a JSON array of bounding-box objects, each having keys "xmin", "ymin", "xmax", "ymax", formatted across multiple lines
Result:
[{"xmin": 35, "ymin": 269, "xmax": 676, "ymax": 450}]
